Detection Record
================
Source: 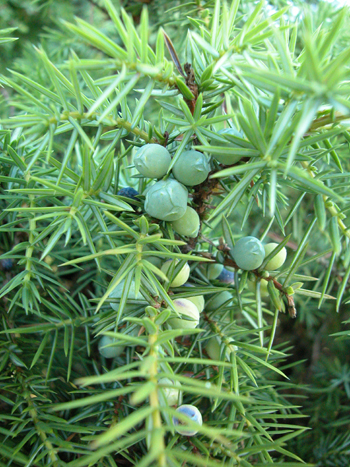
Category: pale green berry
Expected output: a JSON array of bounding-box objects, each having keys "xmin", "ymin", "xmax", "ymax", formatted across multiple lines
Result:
[
  {"xmin": 168, "ymin": 298, "xmax": 200, "ymax": 329},
  {"xmin": 158, "ymin": 377, "xmax": 182, "ymax": 406},
  {"xmin": 98, "ymin": 335, "xmax": 125, "ymax": 359},
  {"xmin": 146, "ymin": 255, "xmax": 163, "ymax": 269},
  {"xmin": 171, "ymin": 207, "xmax": 200, "ymax": 238},
  {"xmin": 206, "ymin": 336, "xmax": 238, "ymax": 361},
  {"xmin": 172, "ymin": 150, "xmax": 210, "ymax": 186},
  {"xmin": 203, "ymin": 263, "xmax": 224, "ymax": 280},
  {"xmin": 161, "ymin": 260, "xmax": 190, "ymax": 288},
  {"xmin": 173, "ymin": 404, "xmax": 203, "ymax": 436},
  {"xmin": 109, "ymin": 280, "xmax": 145, "ymax": 311},
  {"xmin": 247, "ymin": 278, "xmax": 269, "ymax": 297},
  {"xmin": 211, "ymin": 128, "xmax": 244, "ymax": 165},
  {"xmin": 187, "ymin": 295, "xmax": 205, "ymax": 313},
  {"xmin": 205, "ymin": 291, "xmax": 232, "ymax": 312},
  {"xmin": 232, "ymin": 236, "xmax": 265, "ymax": 270},
  {"xmin": 179, "ymin": 283, "xmax": 205, "ymax": 312},
  {"xmin": 263, "ymin": 243, "xmax": 287, "ymax": 270},
  {"xmin": 145, "ymin": 179, "xmax": 188, "ymax": 221},
  {"xmin": 134, "ymin": 144, "xmax": 171, "ymax": 178}
]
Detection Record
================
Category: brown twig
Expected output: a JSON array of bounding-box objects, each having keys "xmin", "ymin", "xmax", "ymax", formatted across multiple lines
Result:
[
  {"xmin": 201, "ymin": 251, "xmax": 297, "ymax": 318},
  {"xmin": 184, "ymin": 63, "xmax": 198, "ymax": 115}
]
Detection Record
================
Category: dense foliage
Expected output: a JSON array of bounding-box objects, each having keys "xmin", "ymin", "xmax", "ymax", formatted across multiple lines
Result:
[{"xmin": 1, "ymin": 1, "xmax": 350, "ymax": 466}]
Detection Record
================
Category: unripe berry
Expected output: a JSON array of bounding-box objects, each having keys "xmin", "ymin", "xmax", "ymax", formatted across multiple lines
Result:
[
  {"xmin": 98, "ymin": 335, "xmax": 125, "ymax": 359},
  {"xmin": 205, "ymin": 291, "xmax": 232, "ymax": 311},
  {"xmin": 109, "ymin": 280, "xmax": 145, "ymax": 311},
  {"xmin": 232, "ymin": 236, "xmax": 265, "ymax": 270},
  {"xmin": 146, "ymin": 255, "xmax": 163, "ymax": 269},
  {"xmin": 263, "ymin": 243, "xmax": 287, "ymax": 270},
  {"xmin": 134, "ymin": 144, "xmax": 171, "ymax": 178},
  {"xmin": 145, "ymin": 179, "xmax": 188, "ymax": 221},
  {"xmin": 158, "ymin": 377, "xmax": 182, "ymax": 406},
  {"xmin": 168, "ymin": 298, "xmax": 200, "ymax": 329},
  {"xmin": 173, "ymin": 404, "xmax": 203, "ymax": 436},
  {"xmin": 183, "ymin": 284, "xmax": 205, "ymax": 313},
  {"xmin": 161, "ymin": 260, "xmax": 190, "ymax": 288},
  {"xmin": 211, "ymin": 128, "xmax": 243, "ymax": 165},
  {"xmin": 206, "ymin": 336, "xmax": 238, "ymax": 361},
  {"xmin": 203, "ymin": 263, "xmax": 224, "ymax": 280},
  {"xmin": 172, "ymin": 150, "xmax": 210, "ymax": 186},
  {"xmin": 171, "ymin": 206, "xmax": 200, "ymax": 238},
  {"xmin": 247, "ymin": 277, "xmax": 269, "ymax": 297},
  {"xmin": 217, "ymin": 268, "xmax": 235, "ymax": 284},
  {"xmin": 117, "ymin": 187, "xmax": 139, "ymax": 200}
]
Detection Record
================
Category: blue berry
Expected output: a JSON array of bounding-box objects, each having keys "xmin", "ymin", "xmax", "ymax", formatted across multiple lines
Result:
[
  {"xmin": 173, "ymin": 404, "xmax": 203, "ymax": 436},
  {"xmin": 232, "ymin": 236, "xmax": 265, "ymax": 271},
  {"xmin": 1, "ymin": 259, "xmax": 13, "ymax": 271},
  {"xmin": 117, "ymin": 187, "xmax": 139, "ymax": 201},
  {"xmin": 217, "ymin": 268, "xmax": 235, "ymax": 284}
]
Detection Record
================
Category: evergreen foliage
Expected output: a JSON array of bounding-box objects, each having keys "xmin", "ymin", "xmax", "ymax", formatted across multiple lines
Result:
[{"xmin": 0, "ymin": 1, "xmax": 350, "ymax": 466}]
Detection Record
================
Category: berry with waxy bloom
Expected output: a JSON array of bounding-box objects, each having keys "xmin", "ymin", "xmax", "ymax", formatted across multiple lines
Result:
[
  {"xmin": 173, "ymin": 404, "xmax": 203, "ymax": 436},
  {"xmin": 172, "ymin": 150, "xmax": 210, "ymax": 186},
  {"xmin": 117, "ymin": 187, "xmax": 139, "ymax": 200},
  {"xmin": 144, "ymin": 179, "xmax": 188, "ymax": 221},
  {"xmin": 232, "ymin": 236, "xmax": 265, "ymax": 271},
  {"xmin": 98, "ymin": 335, "xmax": 125, "ymax": 359},
  {"xmin": 134, "ymin": 144, "xmax": 171, "ymax": 179},
  {"xmin": 205, "ymin": 291, "xmax": 232, "ymax": 312},
  {"xmin": 211, "ymin": 128, "xmax": 244, "ymax": 165}
]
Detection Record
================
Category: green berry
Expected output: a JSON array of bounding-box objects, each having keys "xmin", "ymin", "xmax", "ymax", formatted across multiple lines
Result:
[
  {"xmin": 98, "ymin": 335, "xmax": 125, "ymax": 359},
  {"xmin": 172, "ymin": 150, "xmax": 210, "ymax": 186},
  {"xmin": 161, "ymin": 260, "xmax": 190, "ymax": 287},
  {"xmin": 263, "ymin": 243, "xmax": 287, "ymax": 270},
  {"xmin": 205, "ymin": 291, "xmax": 232, "ymax": 311},
  {"xmin": 109, "ymin": 280, "xmax": 145, "ymax": 311},
  {"xmin": 178, "ymin": 283, "xmax": 205, "ymax": 312},
  {"xmin": 158, "ymin": 377, "xmax": 182, "ymax": 406},
  {"xmin": 171, "ymin": 206, "xmax": 200, "ymax": 238},
  {"xmin": 134, "ymin": 144, "xmax": 171, "ymax": 178},
  {"xmin": 203, "ymin": 263, "xmax": 224, "ymax": 280},
  {"xmin": 146, "ymin": 255, "xmax": 163, "ymax": 269},
  {"xmin": 144, "ymin": 179, "xmax": 188, "ymax": 221},
  {"xmin": 211, "ymin": 128, "xmax": 244, "ymax": 165},
  {"xmin": 247, "ymin": 277, "xmax": 269, "ymax": 297},
  {"xmin": 232, "ymin": 236, "xmax": 265, "ymax": 270},
  {"xmin": 206, "ymin": 336, "xmax": 237, "ymax": 361},
  {"xmin": 173, "ymin": 404, "xmax": 203, "ymax": 436},
  {"xmin": 168, "ymin": 298, "xmax": 200, "ymax": 329},
  {"xmin": 187, "ymin": 295, "xmax": 205, "ymax": 313}
]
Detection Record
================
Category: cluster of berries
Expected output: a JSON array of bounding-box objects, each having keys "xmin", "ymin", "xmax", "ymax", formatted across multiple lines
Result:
[
  {"xmin": 110, "ymin": 141, "xmax": 288, "ymax": 437},
  {"xmin": 133, "ymin": 143, "xmax": 210, "ymax": 237}
]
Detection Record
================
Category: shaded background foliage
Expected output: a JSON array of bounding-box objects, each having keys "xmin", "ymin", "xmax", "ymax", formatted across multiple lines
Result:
[{"xmin": 0, "ymin": 0, "xmax": 349, "ymax": 466}]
